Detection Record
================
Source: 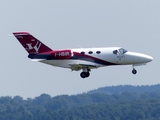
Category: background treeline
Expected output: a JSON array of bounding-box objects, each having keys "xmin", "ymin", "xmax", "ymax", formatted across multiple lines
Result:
[{"xmin": 1, "ymin": 84, "xmax": 160, "ymax": 120}]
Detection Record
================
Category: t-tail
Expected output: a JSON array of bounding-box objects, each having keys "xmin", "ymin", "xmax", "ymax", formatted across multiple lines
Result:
[{"xmin": 13, "ymin": 32, "xmax": 52, "ymax": 54}]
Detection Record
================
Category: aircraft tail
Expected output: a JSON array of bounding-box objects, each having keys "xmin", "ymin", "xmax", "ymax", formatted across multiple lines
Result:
[{"xmin": 13, "ymin": 32, "xmax": 52, "ymax": 54}]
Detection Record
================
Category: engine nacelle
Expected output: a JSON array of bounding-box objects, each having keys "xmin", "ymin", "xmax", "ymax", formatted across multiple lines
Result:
[{"xmin": 51, "ymin": 50, "xmax": 73, "ymax": 59}]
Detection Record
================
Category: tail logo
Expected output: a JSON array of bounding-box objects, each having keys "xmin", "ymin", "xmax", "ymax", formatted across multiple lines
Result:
[{"xmin": 26, "ymin": 41, "xmax": 41, "ymax": 53}]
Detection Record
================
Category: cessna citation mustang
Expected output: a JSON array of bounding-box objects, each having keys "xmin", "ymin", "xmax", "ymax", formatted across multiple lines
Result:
[{"xmin": 13, "ymin": 32, "xmax": 153, "ymax": 78}]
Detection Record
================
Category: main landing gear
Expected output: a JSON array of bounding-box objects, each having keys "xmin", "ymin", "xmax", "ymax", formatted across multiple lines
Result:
[
  {"xmin": 80, "ymin": 68, "xmax": 90, "ymax": 78},
  {"xmin": 80, "ymin": 72, "xmax": 90, "ymax": 78}
]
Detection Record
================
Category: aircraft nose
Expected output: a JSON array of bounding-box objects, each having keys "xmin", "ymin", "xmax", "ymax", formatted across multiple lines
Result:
[
  {"xmin": 146, "ymin": 55, "xmax": 153, "ymax": 62},
  {"xmin": 127, "ymin": 52, "xmax": 153, "ymax": 64},
  {"xmin": 140, "ymin": 54, "xmax": 153, "ymax": 63}
]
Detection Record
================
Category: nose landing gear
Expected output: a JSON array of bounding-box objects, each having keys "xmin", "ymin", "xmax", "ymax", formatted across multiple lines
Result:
[
  {"xmin": 132, "ymin": 68, "xmax": 137, "ymax": 74},
  {"xmin": 132, "ymin": 65, "xmax": 137, "ymax": 74}
]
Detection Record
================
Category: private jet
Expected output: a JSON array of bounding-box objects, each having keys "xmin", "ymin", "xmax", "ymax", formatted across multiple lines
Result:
[{"xmin": 13, "ymin": 32, "xmax": 153, "ymax": 78}]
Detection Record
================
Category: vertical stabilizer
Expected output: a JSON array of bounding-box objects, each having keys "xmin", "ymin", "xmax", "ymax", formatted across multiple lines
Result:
[{"xmin": 13, "ymin": 32, "xmax": 52, "ymax": 54}]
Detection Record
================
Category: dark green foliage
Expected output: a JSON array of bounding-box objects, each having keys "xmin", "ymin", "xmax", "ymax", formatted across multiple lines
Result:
[
  {"xmin": 0, "ymin": 85, "xmax": 160, "ymax": 119},
  {"xmin": 88, "ymin": 84, "xmax": 160, "ymax": 94}
]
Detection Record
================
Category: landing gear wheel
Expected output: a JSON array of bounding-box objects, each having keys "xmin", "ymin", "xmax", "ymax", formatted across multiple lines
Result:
[
  {"xmin": 132, "ymin": 69, "xmax": 137, "ymax": 74},
  {"xmin": 85, "ymin": 72, "xmax": 90, "ymax": 77},
  {"xmin": 80, "ymin": 72, "xmax": 90, "ymax": 78},
  {"xmin": 80, "ymin": 72, "xmax": 86, "ymax": 78}
]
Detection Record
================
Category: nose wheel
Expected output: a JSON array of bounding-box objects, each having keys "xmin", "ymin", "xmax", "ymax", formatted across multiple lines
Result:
[{"xmin": 132, "ymin": 69, "xmax": 137, "ymax": 74}]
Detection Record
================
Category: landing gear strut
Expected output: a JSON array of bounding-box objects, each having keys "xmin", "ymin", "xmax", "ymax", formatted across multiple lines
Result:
[
  {"xmin": 80, "ymin": 68, "xmax": 90, "ymax": 78},
  {"xmin": 132, "ymin": 68, "xmax": 137, "ymax": 74}
]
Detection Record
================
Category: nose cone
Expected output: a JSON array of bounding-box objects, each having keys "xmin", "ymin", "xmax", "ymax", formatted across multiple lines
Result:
[
  {"xmin": 139, "ymin": 54, "xmax": 153, "ymax": 63},
  {"xmin": 145, "ymin": 55, "xmax": 153, "ymax": 62},
  {"xmin": 126, "ymin": 52, "xmax": 153, "ymax": 64}
]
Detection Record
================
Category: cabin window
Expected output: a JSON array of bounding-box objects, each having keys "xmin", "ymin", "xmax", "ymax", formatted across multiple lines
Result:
[
  {"xmin": 119, "ymin": 48, "xmax": 128, "ymax": 54},
  {"xmin": 88, "ymin": 51, "xmax": 93, "ymax": 54},
  {"xmin": 81, "ymin": 51, "xmax": 85, "ymax": 54},
  {"xmin": 113, "ymin": 48, "xmax": 128, "ymax": 55},
  {"xmin": 113, "ymin": 50, "xmax": 118, "ymax": 55},
  {"xmin": 96, "ymin": 51, "xmax": 101, "ymax": 54}
]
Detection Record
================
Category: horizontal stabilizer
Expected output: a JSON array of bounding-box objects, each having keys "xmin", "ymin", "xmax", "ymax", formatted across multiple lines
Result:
[{"xmin": 31, "ymin": 59, "xmax": 45, "ymax": 62}]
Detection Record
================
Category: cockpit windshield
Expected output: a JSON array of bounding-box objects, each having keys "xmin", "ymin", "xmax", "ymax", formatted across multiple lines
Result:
[{"xmin": 113, "ymin": 48, "xmax": 128, "ymax": 55}]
